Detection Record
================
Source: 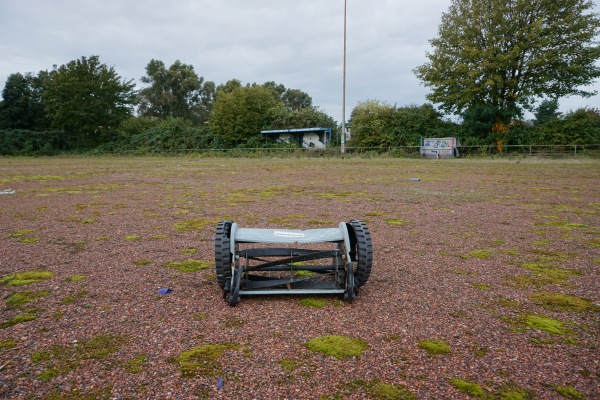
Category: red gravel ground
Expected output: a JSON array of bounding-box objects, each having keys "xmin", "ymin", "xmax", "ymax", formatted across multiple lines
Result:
[{"xmin": 0, "ymin": 156, "xmax": 598, "ymax": 399}]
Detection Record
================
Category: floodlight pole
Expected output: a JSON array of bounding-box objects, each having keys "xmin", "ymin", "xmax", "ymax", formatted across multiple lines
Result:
[{"xmin": 341, "ymin": 0, "xmax": 347, "ymax": 154}]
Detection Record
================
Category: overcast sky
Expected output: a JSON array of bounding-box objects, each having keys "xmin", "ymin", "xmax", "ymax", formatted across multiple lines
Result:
[{"xmin": 1, "ymin": 0, "xmax": 598, "ymax": 122}]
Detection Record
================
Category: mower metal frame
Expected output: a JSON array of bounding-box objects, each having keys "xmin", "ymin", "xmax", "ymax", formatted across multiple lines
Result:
[{"xmin": 214, "ymin": 220, "xmax": 372, "ymax": 306}]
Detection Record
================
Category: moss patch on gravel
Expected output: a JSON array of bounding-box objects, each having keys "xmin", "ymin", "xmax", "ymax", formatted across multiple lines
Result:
[
  {"xmin": 386, "ymin": 219, "xmax": 407, "ymax": 226},
  {"xmin": 524, "ymin": 314, "xmax": 565, "ymax": 335},
  {"xmin": 553, "ymin": 385, "xmax": 584, "ymax": 399},
  {"xmin": 1, "ymin": 313, "xmax": 38, "ymax": 329},
  {"xmin": 174, "ymin": 343, "xmax": 242, "ymax": 377},
  {"xmin": 449, "ymin": 378, "xmax": 485, "ymax": 398},
  {"xmin": 0, "ymin": 338, "xmax": 18, "ymax": 350},
  {"xmin": 1, "ymin": 270, "xmax": 53, "ymax": 286},
  {"xmin": 462, "ymin": 249, "xmax": 493, "ymax": 259},
  {"xmin": 163, "ymin": 259, "xmax": 214, "ymax": 273},
  {"xmin": 343, "ymin": 378, "xmax": 416, "ymax": 400},
  {"xmin": 306, "ymin": 335, "xmax": 368, "ymax": 360},
  {"xmin": 124, "ymin": 354, "xmax": 149, "ymax": 373},
  {"xmin": 418, "ymin": 339, "xmax": 451, "ymax": 355},
  {"xmin": 30, "ymin": 334, "xmax": 126, "ymax": 381},
  {"xmin": 529, "ymin": 292, "xmax": 597, "ymax": 312},
  {"xmin": 299, "ymin": 297, "xmax": 329, "ymax": 308},
  {"xmin": 5, "ymin": 290, "xmax": 51, "ymax": 309},
  {"xmin": 67, "ymin": 275, "xmax": 86, "ymax": 282},
  {"xmin": 174, "ymin": 218, "xmax": 212, "ymax": 231}
]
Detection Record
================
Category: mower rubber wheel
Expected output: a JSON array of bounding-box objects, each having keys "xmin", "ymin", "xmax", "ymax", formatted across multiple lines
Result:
[
  {"xmin": 215, "ymin": 220, "xmax": 233, "ymax": 290},
  {"xmin": 346, "ymin": 219, "xmax": 373, "ymax": 287},
  {"xmin": 228, "ymin": 267, "xmax": 242, "ymax": 307}
]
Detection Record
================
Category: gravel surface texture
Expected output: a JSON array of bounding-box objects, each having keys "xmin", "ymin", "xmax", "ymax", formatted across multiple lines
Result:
[{"xmin": 0, "ymin": 157, "xmax": 598, "ymax": 399}]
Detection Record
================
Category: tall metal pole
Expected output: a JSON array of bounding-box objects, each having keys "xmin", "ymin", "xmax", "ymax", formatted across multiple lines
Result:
[{"xmin": 341, "ymin": 0, "xmax": 347, "ymax": 154}]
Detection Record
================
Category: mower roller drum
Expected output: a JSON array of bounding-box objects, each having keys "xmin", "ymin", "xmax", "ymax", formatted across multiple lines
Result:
[{"xmin": 214, "ymin": 220, "xmax": 373, "ymax": 306}]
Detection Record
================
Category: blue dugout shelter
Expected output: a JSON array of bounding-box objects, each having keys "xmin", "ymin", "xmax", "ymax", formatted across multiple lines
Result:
[{"xmin": 260, "ymin": 127, "xmax": 332, "ymax": 149}]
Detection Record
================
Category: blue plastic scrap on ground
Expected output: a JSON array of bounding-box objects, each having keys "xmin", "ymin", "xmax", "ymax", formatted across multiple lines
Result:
[{"xmin": 157, "ymin": 288, "xmax": 173, "ymax": 295}]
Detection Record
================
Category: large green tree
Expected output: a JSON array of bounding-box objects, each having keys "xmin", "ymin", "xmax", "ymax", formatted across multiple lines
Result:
[
  {"xmin": 349, "ymin": 101, "xmax": 458, "ymax": 147},
  {"xmin": 268, "ymin": 105, "xmax": 337, "ymax": 131},
  {"xmin": 0, "ymin": 71, "xmax": 49, "ymax": 130},
  {"xmin": 210, "ymin": 85, "xmax": 281, "ymax": 147},
  {"xmin": 414, "ymin": 0, "xmax": 600, "ymax": 124},
  {"xmin": 138, "ymin": 59, "xmax": 215, "ymax": 125},
  {"xmin": 43, "ymin": 55, "xmax": 136, "ymax": 148}
]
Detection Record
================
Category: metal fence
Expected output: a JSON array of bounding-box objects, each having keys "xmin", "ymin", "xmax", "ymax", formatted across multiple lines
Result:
[{"xmin": 105, "ymin": 144, "xmax": 600, "ymax": 158}]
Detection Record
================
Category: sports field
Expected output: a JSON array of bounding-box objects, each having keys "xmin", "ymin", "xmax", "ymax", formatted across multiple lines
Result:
[{"xmin": 1, "ymin": 156, "xmax": 598, "ymax": 399}]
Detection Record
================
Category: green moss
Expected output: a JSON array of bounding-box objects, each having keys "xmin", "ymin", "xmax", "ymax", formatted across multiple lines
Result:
[
  {"xmin": 462, "ymin": 249, "xmax": 493, "ymax": 259},
  {"xmin": 134, "ymin": 259, "xmax": 153, "ymax": 266},
  {"xmin": 61, "ymin": 290, "xmax": 88, "ymax": 304},
  {"xmin": 472, "ymin": 344, "xmax": 488, "ymax": 358},
  {"xmin": 418, "ymin": 339, "xmax": 451, "ymax": 355},
  {"xmin": 367, "ymin": 381, "xmax": 416, "ymax": 400},
  {"xmin": 181, "ymin": 248, "xmax": 197, "ymax": 254},
  {"xmin": 524, "ymin": 314, "xmax": 564, "ymax": 335},
  {"xmin": 449, "ymin": 378, "xmax": 485, "ymax": 398},
  {"xmin": 365, "ymin": 211, "xmax": 385, "ymax": 216},
  {"xmin": 223, "ymin": 316, "xmax": 245, "ymax": 328},
  {"xmin": 299, "ymin": 297, "xmax": 328, "ymax": 308},
  {"xmin": 175, "ymin": 343, "xmax": 242, "ymax": 377},
  {"xmin": 68, "ymin": 275, "xmax": 86, "ymax": 282},
  {"xmin": 506, "ymin": 274, "xmax": 570, "ymax": 288},
  {"xmin": 279, "ymin": 358, "xmax": 300, "ymax": 372},
  {"xmin": 163, "ymin": 259, "xmax": 214, "ymax": 273},
  {"xmin": 174, "ymin": 218, "xmax": 212, "ymax": 231},
  {"xmin": 529, "ymin": 292, "xmax": 597, "ymax": 312},
  {"xmin": 471, "ymin": 283, "xmax": 492, "ymax": 290},
  {"xmin": 20, "ymin": 237, "xmax": 40, "ymax": 243},
  {"xmin": 0, "ymin": 338, "xmax": 18, "ymax": 350},
  {"xmin": 124, "ymin": 354, "xmax": 149, "ymax": 373},
  {"xmin": 539, "ymin": 220, "xmax": 589, "ymax": 230},
  {"xmin": 343, "ymin": 378, "xmax": 415, "ymax": 400},
  {"xmin": 31, "ymin": 334, "xmax": 125, "ymax": 380},
  {"xmin": 554, "ymin": 385, "xmax": 584, "ymax": 399},
  {"xmin": 294, "ymin": 270, "xmax": 317, "ymax": 277},
  {"xmin": 499, "ymin": 384, "xmax": 535, "ymax": 400},
  {"xmin": 306, "ymin": 335, "xmax": 368, "ymax": 360},
  {"xmin": 7, "ymin": 229, "xmax": 36, "ymax": 238},
  {"xmin": 386, "ymin": 219, "xmax": 407, "ymax": 226},
  {"xmin": 1, "ymin": 270, "xmax": 53, "ymax": 286},
  {"xmin": 5, "ymin": 290, "xmax": 51, "ymax": 309},
  {"xmin": 124, "ymin": 235, "xmax": 140, "ymax": 240},
  {"xmin": 151, "ymin": 234, "xmax": 170, "ymax": 239},
  {"xmin": 451, "ymin": 269, "xmax": 476, "ymax": 275},
  {"xmin": 0, "ymin": 313, "xmax": 37, "ymax": 329}
]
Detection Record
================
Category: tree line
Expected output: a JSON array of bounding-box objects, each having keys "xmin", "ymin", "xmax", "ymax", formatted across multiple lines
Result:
[
  {"xmin": 1, "ymin": 0, "xmax": 600, "ymax": 155},
  {"xmin": 0, "ymin": 56, "xmax": 337, "ymax": 155}
]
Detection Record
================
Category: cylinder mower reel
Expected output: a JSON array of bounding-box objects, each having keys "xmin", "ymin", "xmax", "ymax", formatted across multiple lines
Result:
[{"xmin": 214, "ymin": 220, "xmax": 373, "ymax": 306}]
